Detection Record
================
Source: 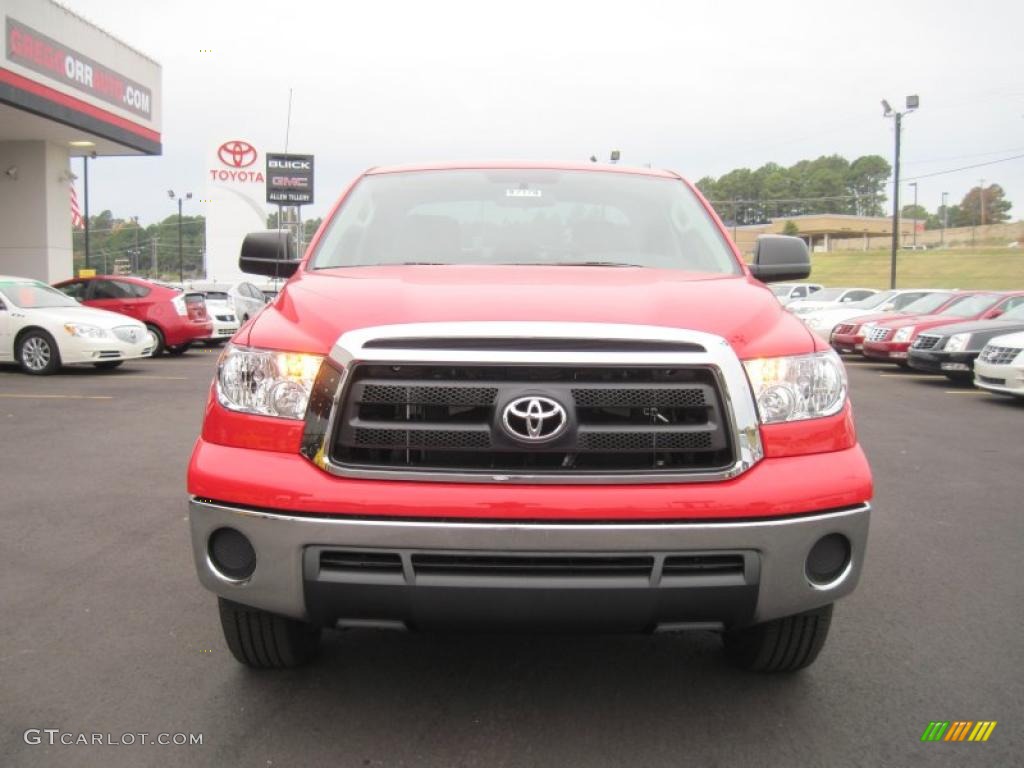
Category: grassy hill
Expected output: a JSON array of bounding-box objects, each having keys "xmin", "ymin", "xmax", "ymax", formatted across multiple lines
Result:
[{"xmin": 803, "ymin": 248, "xmax": 1024, "ymax": 290}]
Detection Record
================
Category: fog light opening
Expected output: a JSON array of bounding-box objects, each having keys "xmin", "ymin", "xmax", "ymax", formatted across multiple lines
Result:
[
  {"xmin": 208, "ymin": 527, "xmax": 256, "ymax": 582},
  {"xmin": 806, "ymin": 533, "xmax": 851, "ymax": 589}
]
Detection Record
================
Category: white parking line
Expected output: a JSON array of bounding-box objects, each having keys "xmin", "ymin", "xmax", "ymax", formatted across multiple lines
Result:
[{"xmin": 0, "ymin": 393, "xmax": 112, "ymax": 400}]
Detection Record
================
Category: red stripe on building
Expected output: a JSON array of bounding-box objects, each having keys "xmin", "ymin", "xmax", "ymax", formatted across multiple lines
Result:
[{"xmin": 0, "ymin": 67, "xmax": 160, "ymax": 144}]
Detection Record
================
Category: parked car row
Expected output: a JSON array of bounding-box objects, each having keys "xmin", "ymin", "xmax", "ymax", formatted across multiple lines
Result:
[
  {"xmin": 0, "ymin": 272, "xmax": 279, "ymax": 375},
  {"xmin": 796, "ymin": 287, "xmax": 1024, "ymax": 398}
]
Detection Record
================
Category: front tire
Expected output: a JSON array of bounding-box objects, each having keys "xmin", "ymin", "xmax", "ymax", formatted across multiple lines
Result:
[
  {"xmin": 217, "ymin": 598, "xmax": 321, "ymax": 669},
  {"xmin": 722, "ymin": 604, "xmax": 833, "ymax": 673},
  {"xmin": 17, "ymin": 330, "xmax": 61, "ymax": 375}
]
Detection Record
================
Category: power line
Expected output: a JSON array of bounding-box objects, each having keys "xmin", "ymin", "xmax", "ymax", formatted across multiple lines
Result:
[{"xmin": 900, "ymin": 154, "xmax": 1024, "ymax": 182}]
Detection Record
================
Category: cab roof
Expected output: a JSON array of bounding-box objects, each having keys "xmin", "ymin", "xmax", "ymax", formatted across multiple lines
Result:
[{"xmin": 363, "ymin": 161, "xmax": 682, "ymax": 179}]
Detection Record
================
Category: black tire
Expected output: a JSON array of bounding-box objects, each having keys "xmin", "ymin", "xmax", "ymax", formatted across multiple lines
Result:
[
  {"xmin": 166, "ymin": 344, "xmax": 190, "ymax": 356},
  {"xmin": 17, "ymin": 329, "xmax": 61, "ymax": 375},
  {"xmin": 723, "ymin": 603, "xmax": 833, "ymax": 673},
  {"xmin": 945, "ymin": 372, "xmax": 973, "ymax": 385},
  {"xmin": 93, "ymin": 361, "xmax": 124, "ymax": 370},
  {"xmin": 217, "ymin": 598, "xmax": 320, "ymax": 669},
  {"xmin": 145, "ymin": 324, "xmax": 165, "ymax": 356}
]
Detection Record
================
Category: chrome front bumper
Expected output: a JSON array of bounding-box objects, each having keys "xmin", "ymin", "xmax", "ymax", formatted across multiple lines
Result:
[{"xmin": 190, "ymin": 499, "xmax": 870, "ymax": 629}]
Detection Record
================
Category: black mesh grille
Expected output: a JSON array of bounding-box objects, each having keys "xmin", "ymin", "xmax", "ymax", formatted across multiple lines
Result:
[
  {"xmin": 354, "ymin": 427, "xmax": 491, "ymax": 449},
  {"xmin": 572, "ymin": 387, "xmax": 706, "ymax": 408},
  {"xmin": 330, "ymin": 363, "xmax": 733, "ymax": 476},
  {"xmin": 361, "ymin": 384, "xmax": 498, "ymax": 406},
  {"xmin": 578, "ymin": 430, "xmax": 713, "ymax": 452}
]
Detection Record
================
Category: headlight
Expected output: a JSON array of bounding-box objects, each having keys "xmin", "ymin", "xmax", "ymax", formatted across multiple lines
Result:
[
  {"xmin": 858, "ymin": 322, "xmax": 875, "ymax": 335},
  {"xmin": 63, "ymin": 323, "xmax": 108, "ymax": 339},
  {"xmin": 216, "ymin": 345, "xmax": 324, "ymax": 419},
  {"xmin": 893, "ymin": 326, "xmax": 915, "ymax": 343},
  {"xmin": 945, "ymin": 333, "xmax": 971, "ymax": 353},
  {"xmin": 743, "ymin": 351, "xmax": 848, "ymax": 423}
]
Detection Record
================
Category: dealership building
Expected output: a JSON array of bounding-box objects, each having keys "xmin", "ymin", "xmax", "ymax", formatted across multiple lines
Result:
[{"xmin": 0, "ymin": 0, "xmax": 161, "ymax": 282}]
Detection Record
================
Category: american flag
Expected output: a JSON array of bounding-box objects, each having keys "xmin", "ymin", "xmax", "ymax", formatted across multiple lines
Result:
[{"xmin": 70, "ymin": 183, "xmax": 84, "ymax": 229}]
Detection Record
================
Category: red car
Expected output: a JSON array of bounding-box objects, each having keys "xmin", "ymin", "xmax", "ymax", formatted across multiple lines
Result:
[
  {"xmin": 187, "ymin": 162, "xmax": 872, "ymax": 673},
  {"xmin": 862, "ymin": 291, "xmax": 1023, "ymax": 363},
  {"xmin": 54, "ymin": 275, "xmax": 212, "ymax": 355},
  {"xmin": 830, "ymin": 291, "xmax": 960, "ymax": 353}
]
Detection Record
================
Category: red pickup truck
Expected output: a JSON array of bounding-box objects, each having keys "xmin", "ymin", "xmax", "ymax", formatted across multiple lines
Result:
[{"xmin": 188, "ymin": 163, "xmax": 872, "ymax": 672}]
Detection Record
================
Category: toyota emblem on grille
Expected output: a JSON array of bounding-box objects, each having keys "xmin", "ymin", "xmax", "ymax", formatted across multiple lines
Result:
[{"xmin": 501, "ymin": 396, "xmax": 568, "ymax": 442}]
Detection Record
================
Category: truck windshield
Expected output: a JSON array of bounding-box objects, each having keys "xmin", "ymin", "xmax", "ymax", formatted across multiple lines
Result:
[{"xmin": 311, "ymin": 169, "xmax": 740, "ymax": 274}]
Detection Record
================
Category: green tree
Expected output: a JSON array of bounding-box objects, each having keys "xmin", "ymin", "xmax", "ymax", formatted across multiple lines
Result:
[
  {"xmin": 782, "ymin": 220, "xmax": 800, "ymax": 236},
  {"xmin": 958, "ymin": 184, "xmax": 1012, "ymax": 225}
]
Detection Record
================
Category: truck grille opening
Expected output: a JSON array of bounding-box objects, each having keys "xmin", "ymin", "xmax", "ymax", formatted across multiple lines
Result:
[
  {"xmin": 662, "ymin": 554, "xmax": 745, "ymax": 577},
  {"xmin": 328, "ymin": 364, "xmax": 734, "ymax": 476},
  {"xmin": 314, "ymin": 549, "xmax": 752, "ymax": 583}
]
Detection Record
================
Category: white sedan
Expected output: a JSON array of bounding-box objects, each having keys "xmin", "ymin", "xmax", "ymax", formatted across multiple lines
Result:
[
  {"xmin": 786, "ymin": 287, "xmax": 878, "ymax": 315},
  {"xmin": 0, "ymin": 276, "xmax": 151, "ymax": 375},
  {"xmin": 974, "ymin": 331, "xmax": 1024, "ymax": 398}
]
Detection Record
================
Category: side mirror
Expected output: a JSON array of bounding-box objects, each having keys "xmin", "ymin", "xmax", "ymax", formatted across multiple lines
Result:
[
  {"xmin": 239, "ymin": 230, "xmax": 299, "ymax": 278},
  {"xmin": 749, "ymin": 235, "xmax": 811, "ymax": 283},
  {"xmin": 987, "ymin": 308, "xmax": 1003, "ymax": 319}
]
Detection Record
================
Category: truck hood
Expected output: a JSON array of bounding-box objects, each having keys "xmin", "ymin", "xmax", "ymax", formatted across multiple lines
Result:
[{"xmin": 246, "ymin": 265, "xmax": 816, "ymax": 359}]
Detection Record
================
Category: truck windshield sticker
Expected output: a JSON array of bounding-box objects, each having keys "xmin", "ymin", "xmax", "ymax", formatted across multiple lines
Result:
[{"xmin": 506, "ymin": 188, "xmax": 542, "ymax": 198}]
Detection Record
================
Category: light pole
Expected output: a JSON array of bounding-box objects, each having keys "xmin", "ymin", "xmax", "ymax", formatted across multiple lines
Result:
[
  {"xmin": 167, "ymin": 190, "xmax": 192, "ymax": 284},
  {"xmin": 882, "ymin": 94, "xmax": 919, "ymax": 288},
  {"xmin": 940, "ymin": 192, "xmax": 948, "ymax": 247},
  {"xmin": 909, "ymin": 182, "xmax": 918, "ymax": 247}
]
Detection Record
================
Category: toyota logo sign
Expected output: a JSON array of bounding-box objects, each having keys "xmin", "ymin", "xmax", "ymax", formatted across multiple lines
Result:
[
  {"xmin": 217, "ymin": 140, "xmax": 257, "ymax": 169},
  {"xmin": 501, "ymin": 396, "xmax": 568, "ymax": 442}
]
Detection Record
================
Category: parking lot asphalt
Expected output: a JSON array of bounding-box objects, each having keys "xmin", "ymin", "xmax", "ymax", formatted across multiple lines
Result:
[{"xmin": 1, "ymin": 350, "xmax": 1021, "ymax": 768}]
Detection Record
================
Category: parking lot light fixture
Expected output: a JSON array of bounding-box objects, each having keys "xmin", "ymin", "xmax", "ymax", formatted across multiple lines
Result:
[
  {"xmin": 168, "ymin": 190, "xmax": 193, "ymax": 283},
  {"xmin": 882, "ymin": 94, "xmax": 919, "ymax": 288}
]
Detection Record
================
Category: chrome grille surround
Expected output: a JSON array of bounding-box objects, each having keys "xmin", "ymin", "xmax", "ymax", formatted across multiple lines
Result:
[
  {"xmin": 312, "ymin": 322, "xmax": 764, "ymax": 485},
  {"xmin": 979, "ymin": 345, "xmax": 1021, "ymax": 365}
]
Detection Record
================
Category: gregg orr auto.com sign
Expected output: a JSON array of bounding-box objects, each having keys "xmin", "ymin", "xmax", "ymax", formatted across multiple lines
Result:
[
  {"xmin": 266, "ymin": 153, "xmax": 314, "ymax": 205},
  {"xmin": 6, "ymin": 17, "xmax": 153, "ymax": 119}
]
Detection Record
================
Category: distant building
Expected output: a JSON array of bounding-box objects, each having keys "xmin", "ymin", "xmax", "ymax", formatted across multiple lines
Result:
[{"xmin": 732, "ymin": 214, "xmax": 914, "ymax": 255}]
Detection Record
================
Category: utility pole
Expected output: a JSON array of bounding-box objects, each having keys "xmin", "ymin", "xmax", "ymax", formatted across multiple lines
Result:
[
  {"xmin": 979, "ymin": 179, "xmax": 986, "ymax": 226},
  {"xmin": 882, "ymin": 95, "xmax": 918, "ymax": 289},
  {"xmin": 909, "ymin": 181, "xmax": 918, "ymax": 247},
  {"xmin": 168, "ymin": 190, "xmax": 192, "ymax": 284},
  {"xmin": 940, "ymin": 191, "xmax": 948, "ymax": 247}
]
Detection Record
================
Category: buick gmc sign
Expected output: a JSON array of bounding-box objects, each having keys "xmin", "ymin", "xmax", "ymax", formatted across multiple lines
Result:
[{"xmin": 266, "ymin": 153, "xmax": 314, "ymax": 205}]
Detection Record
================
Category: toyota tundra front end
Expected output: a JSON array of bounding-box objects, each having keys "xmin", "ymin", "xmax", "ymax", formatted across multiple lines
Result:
[{"xmin": 188, "ymin": 163, "xmax": 872, "ymax": 672}]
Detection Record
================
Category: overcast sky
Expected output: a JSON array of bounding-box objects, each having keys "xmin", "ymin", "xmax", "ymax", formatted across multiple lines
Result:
[{"xmin": 68, "ymin": 0, "xmax": 1024, "ymax": 225}]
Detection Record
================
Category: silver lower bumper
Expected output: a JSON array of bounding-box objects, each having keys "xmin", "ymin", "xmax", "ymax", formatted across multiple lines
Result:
[{"xmin": 189, "ymin": 499, "xmax": 870, "ymax": 627}]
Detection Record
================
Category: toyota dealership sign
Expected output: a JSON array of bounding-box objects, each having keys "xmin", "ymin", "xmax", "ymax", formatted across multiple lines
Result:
[
  {"xmin": 205, "ymin": 139, "xmax": 268, "ymax": 282},
  {"xmin": 210, "ymin": 140, "xmax": 263, "ymax": 183}
]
